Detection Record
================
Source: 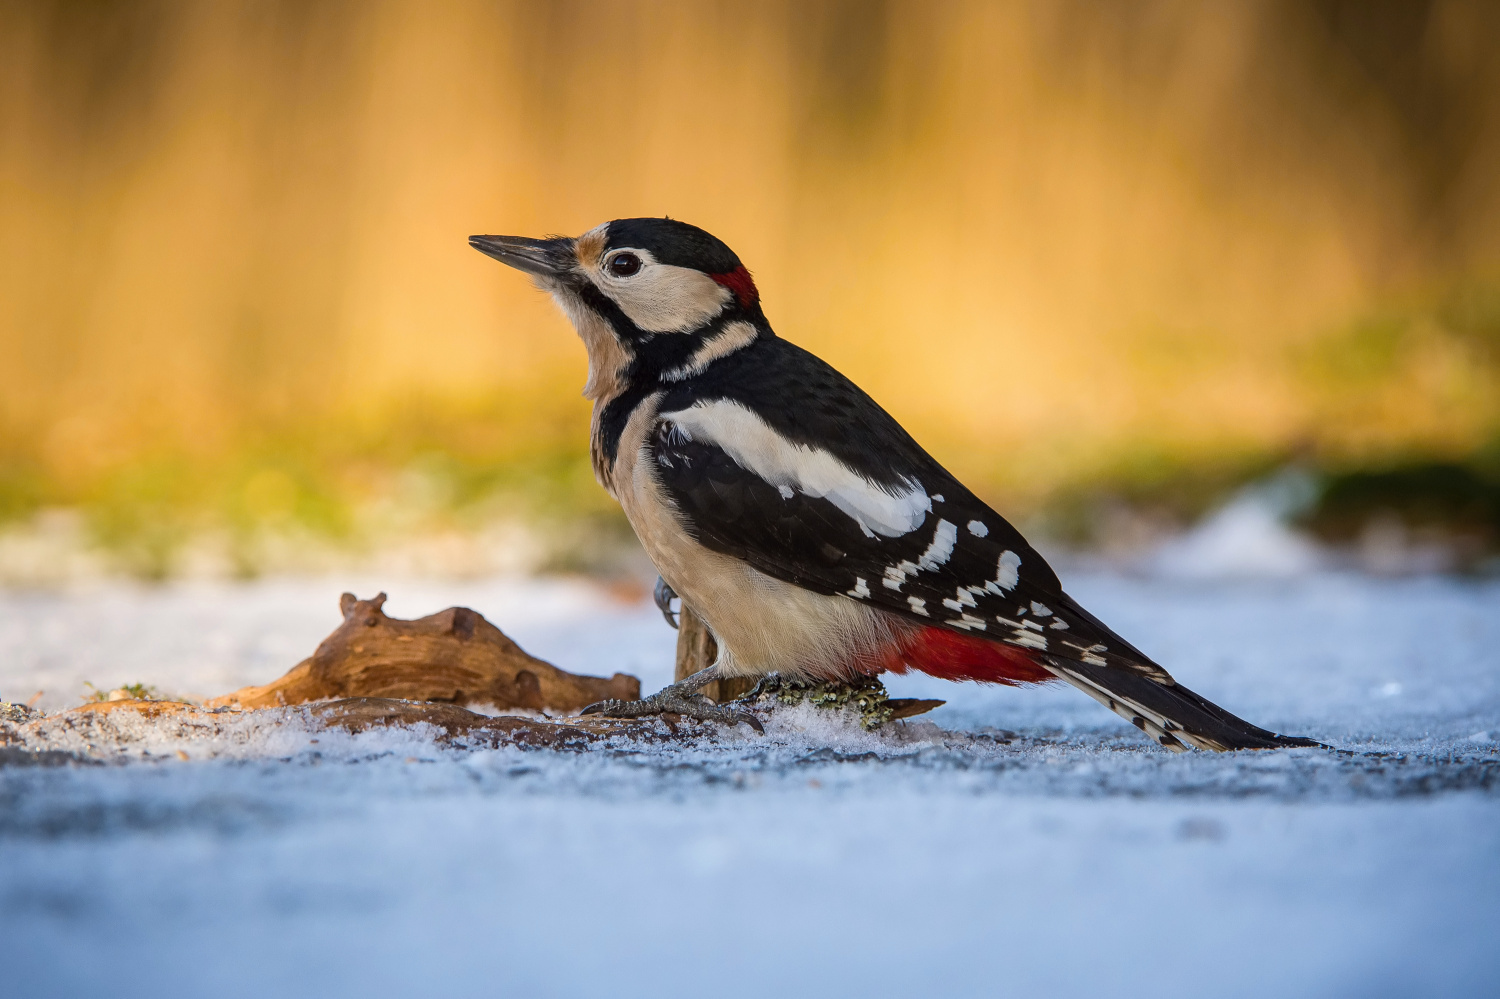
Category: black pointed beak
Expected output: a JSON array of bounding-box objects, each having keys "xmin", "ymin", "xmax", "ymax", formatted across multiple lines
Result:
[{"xmin": 468, "ymin": 234, "xmax": 576, "ymax": 278}]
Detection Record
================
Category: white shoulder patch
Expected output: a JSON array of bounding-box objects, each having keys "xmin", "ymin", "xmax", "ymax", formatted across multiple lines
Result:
[
  {"xmin": 662, "ymin": 321, "xmax": 759, "ymax": 381},
  {"xmin": 662, "ymin": 399, "xmax": 930, "ymax": 537}
]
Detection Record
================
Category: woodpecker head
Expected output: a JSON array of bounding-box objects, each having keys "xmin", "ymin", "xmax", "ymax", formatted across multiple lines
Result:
[{"xmin": 470, "ymin": 219, "xmax": 764, "ymax": 401}]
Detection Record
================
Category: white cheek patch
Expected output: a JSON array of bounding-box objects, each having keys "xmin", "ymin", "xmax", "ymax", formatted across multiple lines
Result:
[
  {"xmin": 663, "ymin": 399, "xmax": 931, "ymax": 537},
  {"xmin": 601, "ymin": 261, "xmax": 733, "ymax": 333}
]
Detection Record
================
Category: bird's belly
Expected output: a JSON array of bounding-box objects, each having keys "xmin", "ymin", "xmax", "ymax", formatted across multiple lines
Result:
[
  {"xmin": 653, "ymin": 546, "xmax": 893, "ymax": 681},
  {"xmin": 606, "ymin": 397, "xmax": 894, "ymax": 680}
]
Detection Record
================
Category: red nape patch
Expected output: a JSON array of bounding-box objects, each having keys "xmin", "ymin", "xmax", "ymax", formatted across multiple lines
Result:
[
  {"xmin": 880, "ymin": 626, "xmax": 1056, "ymax": 686},
  {"xmin": 710, "ymin": 266, "xmax": 759, "ymax": 309}
]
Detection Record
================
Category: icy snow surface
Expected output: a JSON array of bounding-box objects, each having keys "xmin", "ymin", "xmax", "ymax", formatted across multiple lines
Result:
[{"xmin": 2, "ymin": 570, "xmax": 1498, "ymax": 998}]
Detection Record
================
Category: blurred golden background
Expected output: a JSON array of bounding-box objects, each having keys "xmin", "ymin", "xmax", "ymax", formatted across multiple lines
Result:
[{"xmin": 2, "ymin": 0, "xmax": 1498, "ymax": 577}]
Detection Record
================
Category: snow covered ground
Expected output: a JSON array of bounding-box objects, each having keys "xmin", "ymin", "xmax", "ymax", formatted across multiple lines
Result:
[{"xmin": 2, "ymin": 566, "xmax": 1498, "ymax": 998}]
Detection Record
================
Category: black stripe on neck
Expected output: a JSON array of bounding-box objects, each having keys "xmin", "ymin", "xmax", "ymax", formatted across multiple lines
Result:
[{"xmin": 595, "ymin": 378, "xmax": 660, "ymax": 473}]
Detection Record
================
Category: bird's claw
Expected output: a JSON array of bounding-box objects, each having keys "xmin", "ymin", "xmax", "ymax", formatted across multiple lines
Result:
[
  {"xmin": 581, "ymin": 689, "xmax": 764, "ymax": 733},
  {"xmin": 653, "ymin": 576, "xmax": 679, "ymax": 629},
  {"xmin": 740, "ymin": 672, "xmax": 782, "ymax": 702}
]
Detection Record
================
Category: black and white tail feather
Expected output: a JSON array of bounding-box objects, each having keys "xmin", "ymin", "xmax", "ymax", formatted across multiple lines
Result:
[
  {"xmin": 1040, "ymin": 658, "xmax": 1321, "ymax": 752},
  {"xmin": 1030, "ymin": 590, "xmax": 1323, "ymax": 751}
]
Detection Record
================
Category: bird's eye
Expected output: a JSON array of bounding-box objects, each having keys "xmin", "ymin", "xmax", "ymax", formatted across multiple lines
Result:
[{"xmin": 608, "ymin": 252, "xmax": 642, "ymax": 277}]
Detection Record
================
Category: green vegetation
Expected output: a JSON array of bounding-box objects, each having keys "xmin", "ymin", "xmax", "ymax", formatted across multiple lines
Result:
[
  {"xmin": 83, "ymin": 681, "xmax": 162, "ymax": 702},
  {"xmin": 1298, "ymin": 460, "xmax": 1500, "ymax": 556},
  {"xmin": 1027, "ymin": 446, "xmax": 1289, "ymax": 548},
  {"xmin": 2, "ymin": 282, "xmax": 1498, "ymax": 577},
  {"xmin": 0, "ymin": 390, "xmax": 630, "ymax": 580},
  {"xmin": 1029, "ymin": 278, "xmax": 1500, "ymax": 558}
]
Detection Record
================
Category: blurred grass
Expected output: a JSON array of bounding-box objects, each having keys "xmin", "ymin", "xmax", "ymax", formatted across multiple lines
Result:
[
  {"xmin": 1025, "ymin": 276, "xmax": 1500, "ymax": 553},
  {"xmin": 1, "ymin": 275, "xmax": 1496, "ymax": 576},
  {"xmin": 0, "ymin": 387, "xmax": 624, "ymax": 579}
]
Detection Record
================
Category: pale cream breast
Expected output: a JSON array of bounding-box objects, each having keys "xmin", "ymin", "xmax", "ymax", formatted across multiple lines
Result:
[{"xmin": 605, "ymin": 393, "xmax": 897, "ymax": 680}]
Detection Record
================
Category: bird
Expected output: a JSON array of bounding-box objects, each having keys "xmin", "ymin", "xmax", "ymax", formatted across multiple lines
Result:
[{"xmin": 469, "ymin": 218, "xmax": 1319, "ymax": 751}]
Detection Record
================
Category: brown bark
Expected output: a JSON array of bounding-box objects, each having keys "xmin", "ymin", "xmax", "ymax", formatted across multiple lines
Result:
[
  {"xmin": 207, "ymin": 593, "xmax": 639, "ymax": 712},
  {"xmin": 673, "ymin": 604, "xmax": 755, "ymax": 703}
]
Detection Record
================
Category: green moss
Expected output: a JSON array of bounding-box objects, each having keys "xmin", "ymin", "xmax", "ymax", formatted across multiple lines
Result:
[{"xmin": 750, "ymin": 674, "xmax": 896, "ymax": 730}]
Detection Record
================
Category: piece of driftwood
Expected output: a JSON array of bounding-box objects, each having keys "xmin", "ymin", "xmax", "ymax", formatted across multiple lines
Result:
[
  {"xmin": 674, "ymin": 604, "xmax": 757, "ymax": 702},
  {"xmin": 207, "ymin": 593, "xmax": 639, "ymax": 712}
]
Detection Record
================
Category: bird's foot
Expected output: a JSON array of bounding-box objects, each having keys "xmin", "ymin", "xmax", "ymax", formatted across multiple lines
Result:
[
  {"xmin": 581, "ymin": 682, "xmax": 764, "ymax": 734},
  {"xmin": 653, "ymin": 576, "xmax": 679, "ymax": 629}
]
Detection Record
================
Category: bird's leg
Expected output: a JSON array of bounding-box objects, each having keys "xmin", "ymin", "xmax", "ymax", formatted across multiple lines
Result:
[
  {"xmin": 581, "ymin": 666, "xmax": 764, "ymax": 733},
  {"xmin": 653, "ymin": 576, "xmax": 679, "ymax": 629}
]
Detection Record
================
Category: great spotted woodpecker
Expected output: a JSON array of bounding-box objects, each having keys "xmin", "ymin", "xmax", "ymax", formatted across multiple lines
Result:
[{"xmin": 470, "ymin": 219, "xmax": 1318, "ymax": 751}]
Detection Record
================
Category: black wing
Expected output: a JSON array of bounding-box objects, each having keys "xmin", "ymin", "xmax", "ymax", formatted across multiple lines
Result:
[
  {"xmin": 653, "ymin": 419, "xmax": 1334, "ymax": 749},
  {"xmin": 646, "ymin": 407, "xmax": 1165, "ymax": 682}
]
